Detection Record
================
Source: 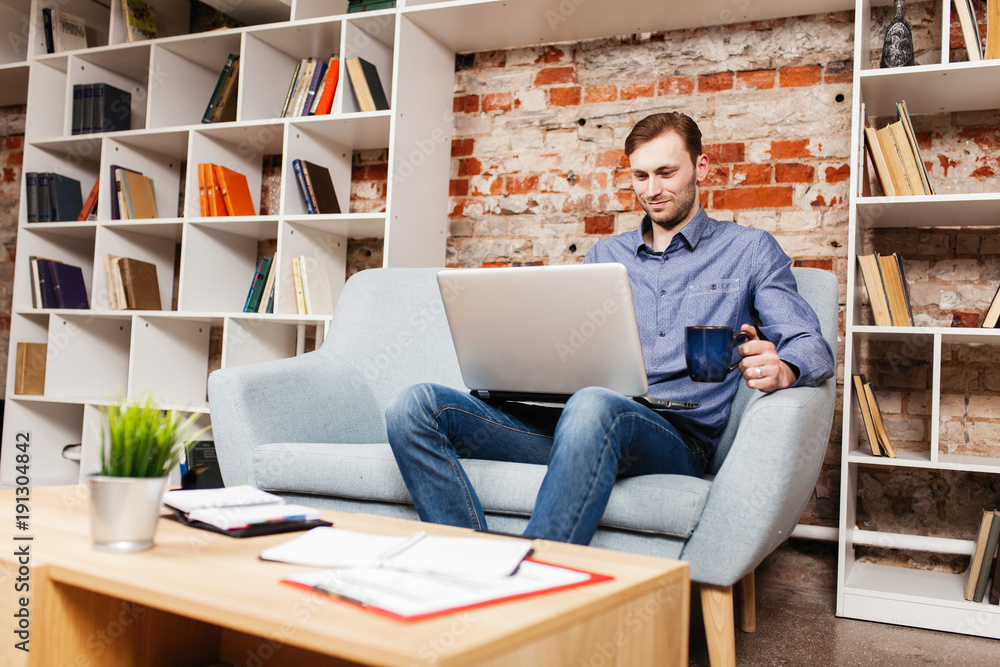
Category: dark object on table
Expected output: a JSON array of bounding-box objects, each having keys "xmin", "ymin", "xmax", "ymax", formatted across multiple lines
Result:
[{"xmin": 880, "ymin": 0, "xmax": 915, "ymax": 68}]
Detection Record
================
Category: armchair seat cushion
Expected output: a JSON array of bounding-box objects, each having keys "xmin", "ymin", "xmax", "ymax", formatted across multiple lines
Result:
[{"xmin": 253, "ymin": 442, "xmax": 712, "ymax": 539}]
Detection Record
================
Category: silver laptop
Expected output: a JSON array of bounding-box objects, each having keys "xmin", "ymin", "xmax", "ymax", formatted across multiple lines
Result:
[{"xmin": 436, "ymin": 264, "xmax": 699, "ymax": 410}]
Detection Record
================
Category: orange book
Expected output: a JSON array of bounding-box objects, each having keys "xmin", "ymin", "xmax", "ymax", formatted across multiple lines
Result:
[
  {"xmin": 213, "ymin": 164, "xmax": 256, "ymax": 216},
  {"xmin": 313, "ymin": 57, "xmax": 339, "ymax": 115},
  {"xmin": 77, "ymin": 176, "xmax": 100, "ymax": 221},
  {"xmin": 197, "ymin": 163, "xmax": 209, "ymax": 216},
  {"xmin": 205, "ymin": 163, "xmax": 227, "ymax": 217}
]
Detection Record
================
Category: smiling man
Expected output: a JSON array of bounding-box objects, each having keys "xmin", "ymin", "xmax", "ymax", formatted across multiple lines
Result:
[{"xmin": 385, "ymin": 111, "xmax": 834, "ymax": 546}]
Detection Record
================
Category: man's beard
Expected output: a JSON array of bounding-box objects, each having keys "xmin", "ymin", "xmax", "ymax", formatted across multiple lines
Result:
[{"xmin": 639, "ymin": 176, "xmax": 698, "ymax": 230}]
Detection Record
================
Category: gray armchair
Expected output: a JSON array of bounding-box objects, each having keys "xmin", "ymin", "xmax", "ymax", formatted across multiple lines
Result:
[{"xmin": 209, "ymin": 266, "xmax": 838, "ymax": 667}]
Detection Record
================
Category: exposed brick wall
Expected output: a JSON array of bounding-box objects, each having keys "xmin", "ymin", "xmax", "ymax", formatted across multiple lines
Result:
[{"xmin": 0, "ymin": 106, "xmax": 26, "ymax": 401}]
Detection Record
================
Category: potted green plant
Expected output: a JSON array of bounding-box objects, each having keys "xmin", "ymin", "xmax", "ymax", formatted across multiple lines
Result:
[{"xmin": 88, "ymin": 395, "xmax": 206, "ymax": 552}]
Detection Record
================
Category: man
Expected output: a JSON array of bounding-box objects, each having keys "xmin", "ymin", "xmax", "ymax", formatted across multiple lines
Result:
[{"xmin": 386, "ymin": 111, "xmax": 834, "ymax": 545}]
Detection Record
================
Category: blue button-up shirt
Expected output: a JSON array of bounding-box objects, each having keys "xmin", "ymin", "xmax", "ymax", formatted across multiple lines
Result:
[{"xmin": 584, "ymin": 207, "xmax": 835, "ymax": 455}]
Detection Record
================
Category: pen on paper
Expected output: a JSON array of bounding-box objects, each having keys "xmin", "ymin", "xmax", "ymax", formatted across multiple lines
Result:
[{"xmin": 373, "ymin": 530, "xmax": 426, "ymax": 567}]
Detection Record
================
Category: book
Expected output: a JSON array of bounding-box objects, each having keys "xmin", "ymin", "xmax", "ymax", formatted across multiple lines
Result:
[
  {"xmin": 202, "ymin": 54, "xmax": 238, "ymax": 124},
  {"xmin": 41, "ymin": 8, "xmax": 54, "ymax": 54},
  {"xmin": 300, "ymin": 58, "xmax": 327, "ymax": 117},
  {"xmin": 213, "ymin": 165, "xmax": 255, "ymax": 216},
  {"xmin": 852, "ymin": 374, "xmax": 881, "ymax": 456},
  {"xmin": 347, "ymin": 0, "xmax": 397, "ymax": 12},
  {"xmin": 109, "ymin": 164, "xmax": 140, "ymax": 219},
  {"xmin": 180, "ymin": 441, "xmax": 224, "ymax": 490},
  {"xmin": 983, "ymin": 284, "xmax": 1000, "ymax": 328},
  {"xmin": 863, "ymin": 126, "xmax": 896, "ymax": 197},
  {"xmin": 988, "ymin": 0, "xmax": 1000, "ymax": 59},
  {"xmin": 857, "ymin": 254, "xmax": 893, "ymax": 326},
  {"xmin": 279, "ymin": 60, "xmax": 302, "ymax": 118},
  {"xmin": 243, "ymin": 256, "xmax": 272, "ymax": 312},
  {"xmin": 346, "ymin": 57, "xmax": 389, "ymax": 112},
  {"xmin": 863, "ymin": 382, "xmax": 897, "ymax": 458},
  {"xmin": 118, "ymin": 257, "xmax": 161, "ymax": 310},
  {"xmin": 897, "ymin": 101, "xmax": 934, "ymax": 195},
  {"xmin": 121, "ymin": 170, "xmax": 158, "ymax": 218},
  {"xmin": 91, "ymin": 83, "xmax": 132, "ymax": 133},
  {"xmin": 14, "ymin": 342, "xmax": 47, "ymax": 395},
  {"xmin": 47, "ymin": 261, "xmax": 90, "ymax": 309},
  {"xmin": 288, "ymin": 58, "xmax": 316, "ymax": 117},
  {"xmin": 298, "ymin": 256, "xmax": 334, "ymax": 315},
  {"xmin": 954, "ymin": 0, "xmax": 984, "ymax": 61},
  {"xmin": 877, "ymin": 253, "xmax": 913, "ymax": 327},
  {"xmin": 972, "ymin": 510, "xmax": 1000, "ymax": 603},
  {"xmin": 163, "ymin": 485, "xmax": 329, "ymax": 536},
  {"xmin": 990, "ymin": 531, "xmax": 1000, "ymax": 604},
  {"xmin": 81, "ymin": 84, "xmax": 94, "ymax": 133},
  {"xmin": 312, "ymin": 56, "xmax": 340, "ymax": 115},
  {"xmin": 291, "ymin": 256, "xmax": 307, "ymax": 314},
  {"xmin": 52, "ymin": 10, "xmax": 87, "ymax": 52},
  {"xmin": 48, "ymin": 174, "xmax": 83, "ymax": 221},
  {"xmin": 200, "ymin": 163, "xmax": 226, "ymax": 216},
  {"xmin": 209, "ymin": 56, "xmax": 240, "ymax": 123},
  {"xmin": 102, "ymin": 254, "xmax": 126, "ymax": 310},
  {"xmin": 121, "ymin": 0, "xmax": 157, "ymax": 42},
  {"xmin": 874, "ymin": 125, "xmax": 911, "ymax": 196},
  {"xmin": 77, "ymin": 177, "xmax": 100, "ymax": 221},
  {"xmin": 291, "ymin": 159, "xmax": 315, "ymax": 214},
  {"xmin": 301, "ymin": 160, "xmax": 341, "ymax": 214},
  {"xmin": 36, "ymin": 173, "xmax": 52, "ymax": 222},
  {"xmin": 887, "ymin": 120, "xmax": 923, "ymax": 196},
  {"xmin": 71, "ymin": 85, "xmax": 85, "ymax": 135},
  {"xmin": 966, "ymin": 510, "xmax": 998, "ymax": 601},
  {"xmin": 257, "ymin": 261, "xmax": 277, "ymax": 314},
  {"xmin": 33, "ymin": 258, "xmax": 61, "ymax": 308}
]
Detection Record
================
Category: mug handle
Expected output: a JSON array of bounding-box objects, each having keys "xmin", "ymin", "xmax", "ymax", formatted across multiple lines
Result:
[{"xmin": 728, "ymin": 331, "xmax": 753, "ymax": 372}]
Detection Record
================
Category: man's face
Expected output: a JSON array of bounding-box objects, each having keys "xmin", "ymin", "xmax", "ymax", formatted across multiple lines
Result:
[{"xmin": 628, "ymin": 131, "xmax": 708, "ymax": 230}]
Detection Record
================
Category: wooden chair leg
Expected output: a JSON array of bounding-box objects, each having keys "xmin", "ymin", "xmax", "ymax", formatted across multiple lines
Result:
[
  {"xmin": 735, "ymin": 570, "xmax": 756, "ymax": 633},
  {"xmin": 700, "ymin": 584, "xmax": 736, "ymax": 667}
]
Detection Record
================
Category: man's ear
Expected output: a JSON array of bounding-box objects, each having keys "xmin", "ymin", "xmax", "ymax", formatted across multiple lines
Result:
[{"xmin": 695, "ymin": 153, "xmax": 710, "ymax": 183}]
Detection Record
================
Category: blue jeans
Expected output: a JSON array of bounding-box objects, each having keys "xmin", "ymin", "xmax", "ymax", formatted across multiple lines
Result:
[{"xmin": 385, "ymin": 383, "xmax": 708, "ymax": 545}]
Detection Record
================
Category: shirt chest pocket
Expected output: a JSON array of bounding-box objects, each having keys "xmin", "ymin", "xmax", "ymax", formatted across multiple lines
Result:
[{"xmin": 682, "ymin": 279, "xmax": 742, "ymax": 326}]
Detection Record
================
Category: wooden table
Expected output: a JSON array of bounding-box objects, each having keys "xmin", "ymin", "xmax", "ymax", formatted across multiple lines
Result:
[{"xmin": 0, "ymin": 486, "xmax": 688, "ymax": 666}]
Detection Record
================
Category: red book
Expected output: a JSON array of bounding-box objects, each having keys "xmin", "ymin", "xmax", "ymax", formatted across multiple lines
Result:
[
  {"xmin": 214, "ymin": 164, "xmax": 256, "ymax": 216},
  {"xmin": 206, "ymin": 164, "xmax": 226, "ymax": 217},
  {"xmin": 197, "ymin": 163, "xmax": 209, "ymax": 216},
  {"xmin": 313, "ymin": 57, "xmax": 339, "ymax": 115},
  {"xmin": 77, "ymin": 177, "xmax": 100, "ymax": 220}
]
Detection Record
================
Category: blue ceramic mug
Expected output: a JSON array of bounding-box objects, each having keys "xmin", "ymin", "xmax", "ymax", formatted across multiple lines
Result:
[{"xmin": 685, "ymin": 326, "xmax": 752, "ymax": 383}]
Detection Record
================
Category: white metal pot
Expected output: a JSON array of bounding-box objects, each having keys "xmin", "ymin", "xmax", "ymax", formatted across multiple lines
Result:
[{"xmin": 87, "ymin": 474, "xmax": 168, "ymax": 553}]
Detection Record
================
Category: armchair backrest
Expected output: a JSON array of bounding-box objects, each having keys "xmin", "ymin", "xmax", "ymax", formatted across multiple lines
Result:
[{"xmin": 709, "ymin": 266, "xmax": 839, "ymax": 474}]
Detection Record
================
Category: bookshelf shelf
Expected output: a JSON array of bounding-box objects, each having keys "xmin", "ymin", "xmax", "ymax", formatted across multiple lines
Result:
[{"xmin": 839, "ymin": 0, "xmax": 1000, "ymax": 638}]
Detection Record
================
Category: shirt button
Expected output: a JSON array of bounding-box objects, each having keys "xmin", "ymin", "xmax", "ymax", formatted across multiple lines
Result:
[
  {"xmin": 658, "ymin": 331, "xmax": 665, "ymax": 337},
  {"xmin": 659, "ymin": 290, "xmax": 666, "ymax": 296},
  {"xmin": 711, "ymin": 284, "xmax": 717, "ymax": 290}
]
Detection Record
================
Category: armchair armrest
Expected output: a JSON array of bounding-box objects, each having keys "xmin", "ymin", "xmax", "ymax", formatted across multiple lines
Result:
[
  {"xmin": 680, "ymin": 380, "xmax": 835, "ymax": 586},
  {"xmin": 208, "ymin": 348, "xmax": 386, "ymax": 488}
]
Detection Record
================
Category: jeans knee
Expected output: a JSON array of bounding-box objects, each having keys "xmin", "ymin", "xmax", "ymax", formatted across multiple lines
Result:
[
  {"xmin": 565, "ymin": 386, "xmax": 629, "ymax": 415},
  {"xmin": 386, "ymin": 383, "xmax": 435, "ymax": 433}
]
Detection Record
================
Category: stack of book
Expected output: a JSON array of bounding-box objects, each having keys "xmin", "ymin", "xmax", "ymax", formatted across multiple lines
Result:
[
  {"xmin": 345, "ymin": 57, "xmax": 389, "ymax": 112},
  {"xmin": 102, "ymin": 255, "xmax": 161, "ymax": 310},
  {"xmin": 41, "ymin": 7, "xmax": 87, "ymax": 53},
  {"xmin": 863, "ymin": 101, "xmax": 933, "ymax": 197},
  {"xmin": 290, "ymin": 256, "xmax": 334, "ymax": 315},
  {"xmin": 197, "ymin": 164, "xmax": 256, "ymax": 217},
  {"xmin": 202, "ymin": 54, "xmax": 240, "ymax": 124},
  {"xmin": 281, "ymin": 55, "xmax": 340, "ymax": 117},
  {"xmin": 292, "ymin": 159, "xmax": 341, "ymax": 214},
  {"xmin": 28, "ymin": 256, "xmax": 90, "ymax": 310},
  {"xmin": 109, "ymin": 166, "xmax": 158, "ymax": 220},
  {"xmin": 856, "ymin": 252, "xmax": 913, "ymax": 327},
  {"xmin": 953, "ymin": 0, "xmax": 984, "ymax": 60},
  {"xmin": 347, "ymin": 0, "xmax": 397, "ymax": 12},
  {"xmin": 965, "ymin": 509, "xmax": 1000, "ymax": 605},
  {"xmin": 851, "ymin": 374, "xmax": 897, "ymax": 458},
  {"xmin": 24, "ymin": 173, "xmax": 83, "ymax": 222},
  {"xmin": 71, "ymin": 83, "xmax": 132, "ymax": 135},
  {"xmin": 243, "ymin": 256, "xmax": 275, "ymax": 313}
]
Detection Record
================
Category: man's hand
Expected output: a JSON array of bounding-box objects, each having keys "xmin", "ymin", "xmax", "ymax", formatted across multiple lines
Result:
[{"xmin": 736, "ymin": 324, "xmax": 797, "ymax": 393}]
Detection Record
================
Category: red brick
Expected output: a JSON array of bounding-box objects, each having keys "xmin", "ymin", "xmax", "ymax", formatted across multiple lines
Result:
[
  {"xmin": 699, "ymin": 191, "xmax": 710, "ymax": 209},
  {"xmin": 577, "ymin": 172, "xmax": 608, "ymax": 189},
  {"xmin": 535, "ymin": 66, "xmax": 575, "ymax": 86},
  {"xmin": 585, "ymin": 215, "xmax": 615, "ymax": 235},
  {"xmin": 614, "ymin": 191, "xmax": 637, "ymax": 210},
  {"xmin": 458, "ymin": 157, "xmax": 482, "ymax": 177},
  {"xmin": 482, "ymin": 93, "xmax": 512, "ymax": 112},
  {"xmin": 699, "ymin": 72, "xmax": 734, "ymax": 92},
  {"xmin": 713, "ymin": 186, "xmax": 794, "ymax": 210},
  {"xmin": 451, "ymin": 138, "xmax": 475, "ymax": 157},
  {"xmin": 657, "ymin": 76, "xmax": 694, "ymax": 95},
  {"xmin": 792, "ymin": 259, "xmax": 834, "ymax": 271},
  {"xmin": 6, "ymin": 151, "xmax": 23, "ymax": 167},
  {"xmin": 594, "ymin": 150, "xmax": 627, "ymax": 169},
  {"xmin": 4, "ymin": 136, "xmax": 23, "ymax": 150},
  {"xmin": 550, "ymin": 86, "xmax": 582, "ymax": 106},
  {"xmin": 952, "ymin": 311, "xmax": 980, "ymax": 328},
  {"xmin": 505, "ymin": 174, "xmax": 539, "ymax": 194},
  {"xmin": 771, "ymin": 139, "xmax": 813, "ymax": 159},
  {"xmin": 481, "ymin": 261, "xmax": 511, "ymax": 268},
  {"xmin": 779, "ymin": 65, "xmax": 821, "ymax": 88},
  {"xmin": 620, "ymin": 82, "xmax": 655, "ymax": 100},
  {"xmin": 825, "ymin": 164, "xmax": 851, "ymax": 183},
  {"xmin": 354, "ymin": 164, "xmax": 388, "ymax": 181},
  {"xmin": 970, "ymin": 165, "xmax": 995, "ymax": 178},
  {"xmin": 775, "ymin": 163, "xmax": 815, "ymax": 183},
  {"xmin": 613, "ymin": 169, "xmax": 632, "ymax": 189},
  {"xmin": 453, "ymin": 95, "xmax": 479, "ymax": 113},
  {"xmin": 824, "ymin": 60, "xmax": 853, "ymax": 84},
  {"xmin": 584, "ymin": 85, "xmax": 617, "ymax": 104},
  {"xmin": 959, "ymin": 127, "xmax": 1000, "ymax": 151},
  {"xmin": 734, "ymin": 164, "xmax": 771, "ymax": 185},
  {"xmin": 703, "ymin": 165, "xmax": 730, "ymax": 187},
  {"xmin": 535, "ymin": 46, "xmax": 566, "ymax": 64},
  {"xmin": 704, "ymin": 143, "xmax": 745, "ymax": 164},
  {"xmin": 450, "ymin": 179, "xmax": 469, "ymax": 197},
  {"xmin": 736, "ymin": 70, "xmax": 776, "ymax": 89},
  {"xmin": 3, "ymin": 167, "xmax": 14, "ymax": 183}
]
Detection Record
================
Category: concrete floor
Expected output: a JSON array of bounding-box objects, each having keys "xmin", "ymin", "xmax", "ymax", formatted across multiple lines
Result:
[{"xmin": 688, "ymin": 539, "xmax": 999, "ymax": 666}]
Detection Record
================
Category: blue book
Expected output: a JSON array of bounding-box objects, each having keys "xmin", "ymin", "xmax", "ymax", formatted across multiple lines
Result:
[
  {"xmin": 71, "ymin": 85, "xmax": 84, "ymax": 135},
  {"xmin": 25, "ymin": 172, "xmax": 38, "ymax": 222},
  {"xmin": 291, "ymin": 159, "xmax": 315, "ymax": 214},
  {"xmin": 48, "ymin": 174, "xmax": 83, "ymax": 221},
  {"xmin": 36, "ymin": 173, "xmax": 52, "ymax": 222},
  {"xmin": 48, "ymin": 261, "xmax": 90, "ymax": 309},
  {"xmin": 33, "ymin": 259, "xmax": 60, "ymax": 308},
  {"xmin": 242, "ymin": 256, "xmax": 271, "ymax": 312},
  {"xmin": 300, "ymin": 59, "xmax": 327, "ymax": 116},
  {"xmin": 81, "ymin": 85, "xmax": 94, "ymax": 133},
  {"xmin": 92, "ymin": 83, "xmax": 131, "ymax": 133}
]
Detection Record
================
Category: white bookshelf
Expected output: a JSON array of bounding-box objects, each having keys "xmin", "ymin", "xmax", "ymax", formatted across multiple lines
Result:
[
  {"xmin": 3, "ymin": 1, "xmax": 872, "ymax": 486},
  {"xmin": 838, "ymin": 1, "xmax": 1000, "ymax": 638}
]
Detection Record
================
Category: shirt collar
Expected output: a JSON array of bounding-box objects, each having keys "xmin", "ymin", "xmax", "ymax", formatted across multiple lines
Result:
[{"xmin": 632, "ymin": 207, "xmax": 711, "ymax": 255}]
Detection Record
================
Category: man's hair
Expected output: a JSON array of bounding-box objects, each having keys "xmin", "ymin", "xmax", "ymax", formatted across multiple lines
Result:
[{"xmin": 624, "ymin": 112, "xmax": 703, "ymax": 166}]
